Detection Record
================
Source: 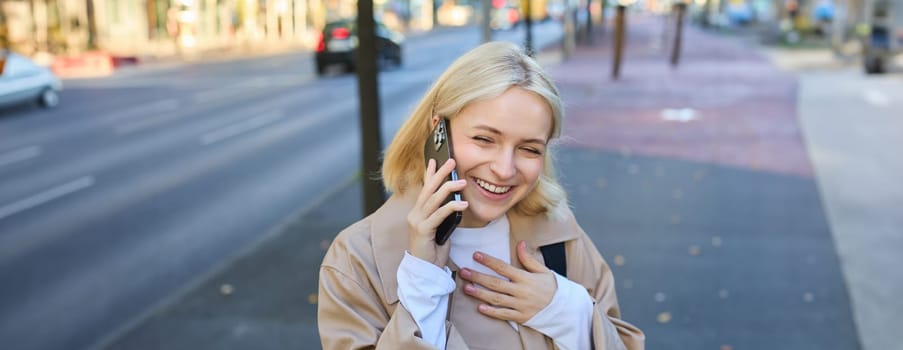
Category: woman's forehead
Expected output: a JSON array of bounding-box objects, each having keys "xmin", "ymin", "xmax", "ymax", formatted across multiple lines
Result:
[{"xmin": 453, "ymin": 88, "xmax": 553, "ymax": 140}]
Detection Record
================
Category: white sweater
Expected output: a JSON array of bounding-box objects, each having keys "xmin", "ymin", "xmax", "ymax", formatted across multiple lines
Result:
[{"xmin": 396, "ymin": 216, "xmax": 593, "ymax": 350}]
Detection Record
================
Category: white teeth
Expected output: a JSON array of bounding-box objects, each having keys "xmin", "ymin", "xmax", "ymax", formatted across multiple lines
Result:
[{"xmin": 475, "ymin": 178, "xmax": 510, "ymax": 194}]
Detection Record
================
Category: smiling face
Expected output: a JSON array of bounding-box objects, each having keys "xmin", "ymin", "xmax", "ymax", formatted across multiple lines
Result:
[{"xmin": 446, "ymin": 87, "xmax": 553, "ymax": 228}]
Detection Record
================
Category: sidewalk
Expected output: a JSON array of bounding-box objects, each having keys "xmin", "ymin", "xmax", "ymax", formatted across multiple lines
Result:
[
  {"xmin": 100, "ymin": 15, "xmax": 861, "ymax": 350},
  {"xmin": 544, "ymin": 14, "xmax": 858, "ymax": 349}
]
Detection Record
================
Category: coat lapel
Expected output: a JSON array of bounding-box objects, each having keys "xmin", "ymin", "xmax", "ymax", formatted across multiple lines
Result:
[{"xmin": 370, "ymin": 190, "xmax": 418, "ymax": 305}]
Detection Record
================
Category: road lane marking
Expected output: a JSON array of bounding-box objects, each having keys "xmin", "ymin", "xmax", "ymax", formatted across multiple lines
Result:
[
  {"xmin": 113, "ymin": 113, "xmax": 183, "ymax": 135},
  {"xmin": 193, "ymin": 78, "xmax": 269, "ymax": 103},
  {"xmin": 863, "ymin": 89, "xmax": 890, "ymax": 107},
  {"xmin": 200, "ymin": 111, "xmax": 286, "ymax": 145},
  {"xmin": 0, "ymin": 176, "xmax": 94, "ymax": 221},
  {"xmin": 0, "ymin": 146, "xmax": 41, "ymax": 168},
  {"xmin": 102, "ymin": 99, "xmax": 180, "ymax": 123},
  {"xmin": 661, "ymin": 108, "xmax": 700, "ymax": 122}
]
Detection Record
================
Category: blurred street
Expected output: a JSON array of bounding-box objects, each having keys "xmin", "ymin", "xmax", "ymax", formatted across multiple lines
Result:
[
  {"xmin": 2, "ymin": 9, "xmax": 902, "ymax": 350},
  {"xmin": 0, "ymin": 23, "xmax": 562, "ymax": 350}
]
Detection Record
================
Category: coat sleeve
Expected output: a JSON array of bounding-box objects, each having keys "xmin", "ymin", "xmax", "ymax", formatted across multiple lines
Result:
[
  {"xmin": 572, "ymin": 234, "xmax": 645, "ymax": 350},
  {"xmin": 318, "ymin": 264, "xmax": 447, "ymax": 349}
]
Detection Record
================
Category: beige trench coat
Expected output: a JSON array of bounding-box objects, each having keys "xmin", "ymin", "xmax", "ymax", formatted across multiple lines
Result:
[{"xmin": 318, "ymin": 190, "xmax": 645, "ymax": 350}]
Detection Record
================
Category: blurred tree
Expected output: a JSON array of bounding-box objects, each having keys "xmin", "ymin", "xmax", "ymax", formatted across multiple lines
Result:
[{"xmin": 0, "ymin": 6, "xmax": 8, "ymax": 50}]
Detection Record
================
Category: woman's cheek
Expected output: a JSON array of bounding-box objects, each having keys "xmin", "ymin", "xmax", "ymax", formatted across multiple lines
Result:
[{"xmin": 519, "ymin": 158, "xmax": 544, "ymax": 182}]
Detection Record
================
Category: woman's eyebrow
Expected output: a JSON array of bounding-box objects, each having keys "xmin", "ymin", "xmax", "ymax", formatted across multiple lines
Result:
[
  {"xmin": 474, "ymin": 125, "xmax": 503, "ymax": 135},
  {"xmin": 473, "ymin": 125, "xmax": 548, "ymax": 145}
]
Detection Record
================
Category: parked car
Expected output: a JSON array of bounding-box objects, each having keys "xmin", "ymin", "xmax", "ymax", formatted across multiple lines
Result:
[
  {"xmin": 0, "ymin": 51, "xmax": 62, "ymax": 110},
  {"xmin": 314, "ymin": 19, "xmax": 404, "ymax": 75}
]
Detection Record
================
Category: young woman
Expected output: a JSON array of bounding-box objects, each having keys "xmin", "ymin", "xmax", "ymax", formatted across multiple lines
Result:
[{"xmin": 318, "ymin": 41, "xmax": 644, "ymax": 349}]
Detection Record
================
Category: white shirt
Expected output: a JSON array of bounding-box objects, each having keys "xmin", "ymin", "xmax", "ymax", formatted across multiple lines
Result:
[{"xmin": 396, "ymin": 216, "xmax": 594, "ymax": 350}]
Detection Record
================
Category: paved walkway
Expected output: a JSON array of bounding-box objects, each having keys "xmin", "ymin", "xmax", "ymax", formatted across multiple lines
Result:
[{"xmin": 544, "ymin": 14, "xmax": 858, "ymax": 349}]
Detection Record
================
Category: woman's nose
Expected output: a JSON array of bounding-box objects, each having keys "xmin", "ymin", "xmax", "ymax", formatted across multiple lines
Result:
[{"xmin": 490, "ymin": 150, "xmax": 517, "ymax": 179}]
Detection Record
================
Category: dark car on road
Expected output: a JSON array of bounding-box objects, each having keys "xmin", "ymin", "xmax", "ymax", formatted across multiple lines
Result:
[{"xmin": 315, "ymin": 19, "xmax": 404, "ymax": 75}]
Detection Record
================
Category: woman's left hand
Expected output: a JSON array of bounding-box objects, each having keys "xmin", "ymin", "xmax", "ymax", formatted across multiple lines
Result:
[{"xmin": 459, "ymin": 241, "xmax": 557, "ymax": 324}]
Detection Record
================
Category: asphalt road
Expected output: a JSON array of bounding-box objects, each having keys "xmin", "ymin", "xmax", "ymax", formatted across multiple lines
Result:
[{"xmin": 0, "ymin": 23, "xmax": 563, "ymax": 350}]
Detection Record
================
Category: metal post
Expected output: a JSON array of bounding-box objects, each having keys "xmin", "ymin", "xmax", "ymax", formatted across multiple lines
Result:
[
  {"xmin": 611, "ymin": 4, "xmax": 626, "ymax": 79},
  {"xmin": 481, "ymin": 0, "xmax": 493, "ymax": 43},
  {"xmin": 670, "ymin": 2, "xmax": 686, "ymax": 67},
  {"xmin": 357, "ymin": 0, "xmax": 387, "ymax": 215},
  {"xmin": 86, "ymin": 0, "xmax": 99, "ymax": 49},
  {"xmin": 525, "ymin": 0, "xmax": 534, "ymax": 55},
  {"xmin": 599, "ymin": 0, "xmax": 607, "ymax": 37},
  {"xmin": 563, "ymin": 2, "xmax": 575, "ymax": 58},
  {"xmin": 585, "ymin": 0, "xmax": 593, "ymax": 43}
]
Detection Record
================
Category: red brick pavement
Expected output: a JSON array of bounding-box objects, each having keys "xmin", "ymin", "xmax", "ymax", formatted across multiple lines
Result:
[{"xmin": 546, "ymin": 15, "xmax": 813, "ymax": 178}]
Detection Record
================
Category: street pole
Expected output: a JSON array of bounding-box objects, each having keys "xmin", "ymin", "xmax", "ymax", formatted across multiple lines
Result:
[
  {"xmin": 611, "ymin": 4, "xmax": 626, "ymax": 79},
  {"xmin": 525, "ymin": 0, "xmax": 534, "ymax": 55},
  {"xmin": 356, "ymin": 0, "xmax": 386, "ymax": 215},
  {"xmin": 599, "ymin": 0, "xmax": 607, "ymax": 37},
  {"xmin": 86, "ymin": 0, "xmax": 99, "ymax": 49},
  {"xmin": 563, "ymin": 2, "xmax": 575, "ymax": 59},
  {"xmin": 670, "ymin": 2, "xmax": 686, "ymax": 67},
  {"xmin": 481, "ymin": 0, "xmax": 493, "ymax": 43},
  {"xmin": 585, "ymin": 0, "xmax": 593, "ymax": 43},
  {"xmin": 701, "ymin": 0, "xmax": 712, "ymax": 27}
]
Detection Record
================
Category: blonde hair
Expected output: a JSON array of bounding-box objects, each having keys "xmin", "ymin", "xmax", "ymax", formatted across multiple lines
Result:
[{"xmin": 381, "ymin": 41, "xmax": 569, "ymax": 219}]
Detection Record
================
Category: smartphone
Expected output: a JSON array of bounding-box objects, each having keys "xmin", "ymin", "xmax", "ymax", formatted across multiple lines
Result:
[{"xmin": 424, "ymin": 118, "xmax": 462, "ymax": 245}]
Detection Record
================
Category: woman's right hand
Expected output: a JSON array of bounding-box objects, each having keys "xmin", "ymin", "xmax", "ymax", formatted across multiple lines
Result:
[{"xmin": 406, "ymin": 158, "xmax": 468, "ymax": 267}]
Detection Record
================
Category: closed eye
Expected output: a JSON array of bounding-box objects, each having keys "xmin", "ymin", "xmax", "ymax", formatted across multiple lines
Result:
[
  {"xmin": 521, "ymin": 147, "xmax": 543, "ymax": 155},
  {"xmin": 473, "ymin": 136, "xmax": 492, "ymax": 143}
]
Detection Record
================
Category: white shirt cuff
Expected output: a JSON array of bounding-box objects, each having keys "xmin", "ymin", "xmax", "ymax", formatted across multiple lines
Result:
[
  {"xmin": 523, "ymin": 273, "xmax": 593, "ymax": 350},
  {"xmin": 396, "ymin": 251, "xmax": 456, "ymax": 349}
]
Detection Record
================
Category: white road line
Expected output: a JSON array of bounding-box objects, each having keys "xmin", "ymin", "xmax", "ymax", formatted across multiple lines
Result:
[
  {"xmin": 200, "ymin": 111, "xmax": 285, "ymax": 145},
  {"xmin": 0, "ymin": 146, "xmax": 42, "ymax": 168},
  {"xmin": 0, "ymin": 176, "xmax": 94, "ymax": 221},
  {"xmin": 113, "ymin": 112, "xmax": 183, "ymax": 135},
  {"xmin": 102, "ymin": 99, "xmax": 180, "ymax": 123},
  {"xmin": 863, "ymin": 89, "xmax": 890, "ymax": 107},
  {"xmin": 193, "ymin": 78, "xmax": 267, "ymax": 103}
]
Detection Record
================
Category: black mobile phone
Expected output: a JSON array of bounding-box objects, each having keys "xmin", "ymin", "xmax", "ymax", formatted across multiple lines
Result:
[{"xmin": 424, "ymin": 118, "xmax": 462, "ymax": 245}]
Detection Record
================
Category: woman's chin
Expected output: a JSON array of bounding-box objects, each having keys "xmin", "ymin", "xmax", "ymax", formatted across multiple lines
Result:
[{"xmin": 460, "ymin": 205, "xmax": 508, "ymax": 228}]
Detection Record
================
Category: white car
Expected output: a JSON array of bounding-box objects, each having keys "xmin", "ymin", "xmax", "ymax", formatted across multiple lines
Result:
[{"xmin": 0, "ymin": 52, "xmax": 62, "ymax": 109}]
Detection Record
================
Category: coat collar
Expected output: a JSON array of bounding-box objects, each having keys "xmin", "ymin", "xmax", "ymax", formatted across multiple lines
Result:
[{"xmin": 370, "ymin": 188, "xmax": 580, "ymax": 304}]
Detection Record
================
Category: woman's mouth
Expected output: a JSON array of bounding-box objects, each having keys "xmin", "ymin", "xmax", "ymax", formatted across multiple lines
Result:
[{"xmin": 474, "ymin": 178, "xmax": 512, "ymax": 194}]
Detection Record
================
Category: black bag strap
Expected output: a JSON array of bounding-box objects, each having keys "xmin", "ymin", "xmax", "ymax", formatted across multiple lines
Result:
[{"xmin": 540, "ymin": 242, "xmax": 567, "ymax": 277}]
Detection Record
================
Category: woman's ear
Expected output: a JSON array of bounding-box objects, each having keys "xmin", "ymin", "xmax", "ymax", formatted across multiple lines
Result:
[{"xmin": 431, "ymin": 115, "xmax": 440, "ymax": 129}]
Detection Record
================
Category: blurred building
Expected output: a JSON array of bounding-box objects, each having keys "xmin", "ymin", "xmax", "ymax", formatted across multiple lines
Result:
[{"xmin": 0, "ymin": 0, "xmax": 328, "ymax": 60}]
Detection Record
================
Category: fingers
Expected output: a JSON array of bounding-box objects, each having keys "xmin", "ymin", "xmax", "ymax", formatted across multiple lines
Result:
[
  {"xmin": 406, "ymin": 158, "xmax": 464, "ymax": 266},
  {"xmin": 462, "ymin": 250, "xmax": 557, "ymax": 324},
  {"xmin": 415, "ymin": 158, "xmax": 438, "ymax": 205},
  {"xmin": 472, "ymin": 251, "xmax": 525, "ymax": 281},
  {"xmin": 462, "ymin": 280, "xmax": 530, "ymax": 323},
  {"xmin": 463, "ymin": 282, "xmax": 517, "ymax": 309},
  {"xmin": 422, "ymin": 158, "xmax": 458, "ymax": 196},
  {"xmin": 459, "ymin": 268, "xmax": 517, "ymax": 295},
  {"xmin": 417, "ymin": 158, "xmax": 466, "ymax": 214},
  {"xmin": 515, "ymin": 241, "xmax": 550, "ymax": 273},
  {"xmin": 476, "ymin": 304, "xmax": 522, "ymax": 322},
  {"xmin": 411, "ymin": 157, "xmax": 466, "ymax": 228},
  {"xmin": 420, "ymin": 199, "xmax": 468, "ymax": 232}
]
